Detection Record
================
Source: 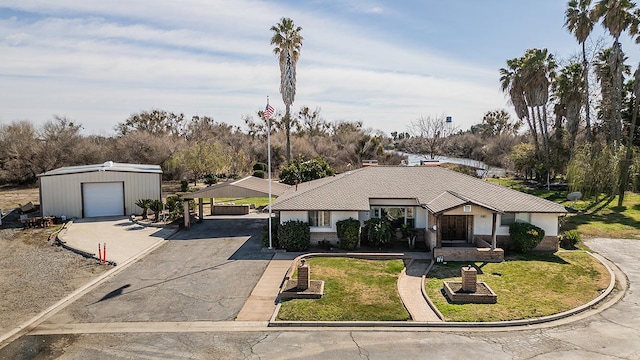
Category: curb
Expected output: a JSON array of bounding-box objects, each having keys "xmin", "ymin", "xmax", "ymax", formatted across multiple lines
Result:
[{"xmin": 268, "ymin": 250, "xmax": 622, "ymax": 329}]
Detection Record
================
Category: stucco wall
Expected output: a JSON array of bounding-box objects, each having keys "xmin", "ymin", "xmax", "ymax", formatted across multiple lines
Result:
[
  {"xmin": 473, "ymin": 213, "xmax": 560, "ymax": 237},
  {"xmin": 279, "ymin": 210, "xmax": 359, "ymax": 233},
  {"xmin": 530, "ymin": 213, "xmax": 560, "ymax": 236},
  {"xmin": 40, "ymin": 171, "xmax": 161, "ymax": 218}
]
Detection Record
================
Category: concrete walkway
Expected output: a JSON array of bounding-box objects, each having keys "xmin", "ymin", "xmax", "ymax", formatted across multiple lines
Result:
[
  {"xmin": 236, "ymin": 252, "xmax": 296, "ymax": 321},
  {"xmin": 398, "ymin": 260, "xmax": 442, "ymax": 322},
  {"xmin": 59, "ymin": 217, "xmax": 175, "ymax": 265}
]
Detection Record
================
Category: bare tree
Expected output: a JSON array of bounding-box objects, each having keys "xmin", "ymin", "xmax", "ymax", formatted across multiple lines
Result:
[{"xmin": 403, "ymin": 115, "xmax": 458, "ymax": 159}]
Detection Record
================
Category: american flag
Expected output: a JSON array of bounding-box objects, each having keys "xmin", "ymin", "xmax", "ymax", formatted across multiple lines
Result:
[{"xmin": 263, "ymin": 103, "xmax": 275, "ymax": 120}]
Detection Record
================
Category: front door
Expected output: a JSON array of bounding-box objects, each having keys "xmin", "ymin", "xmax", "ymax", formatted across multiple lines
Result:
[{"xmin": 441, "ymin": 215, "xmax": 468, "ymax": 241}]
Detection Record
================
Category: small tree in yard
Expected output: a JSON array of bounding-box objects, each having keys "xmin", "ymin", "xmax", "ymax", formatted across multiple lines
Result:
[
  {"xmin": 135, "ymin": 198, "xmax": 152, "ymax": 219},
  {"xmin": 278, "ymin": 220, "xmax": 310, "ymax": 251},
  {"xmin": 365, "ymin": 217, "xmax": 394, "ymax": 248},
  {"xmin": 148, "ymin": 199, "xmax": 164, "ymax": 222},
  {"xmin": 336, "ymin": 218, "xmax": 361, "ymax": 250},
  {"xmin": 509, "ymin": 222, "xmax": 545, "ymax": 253}
]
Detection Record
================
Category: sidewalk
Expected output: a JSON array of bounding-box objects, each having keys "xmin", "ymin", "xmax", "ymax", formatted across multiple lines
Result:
[
  {"xmin": 398, "ymin": 260, "xmax": 441, "ymax": 322},
  {"xmin": 236, "ymin": 252, "xmax": 297, "ymax": 321},
  {"xmin": 58, "ymin": 217, "xmax": 175, "ymax": 265}
]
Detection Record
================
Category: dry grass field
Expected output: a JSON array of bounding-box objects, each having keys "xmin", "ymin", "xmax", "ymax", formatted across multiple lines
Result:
[{"xmin": 0, "ymin": 185, "xmax": 39, "ymax": 214}]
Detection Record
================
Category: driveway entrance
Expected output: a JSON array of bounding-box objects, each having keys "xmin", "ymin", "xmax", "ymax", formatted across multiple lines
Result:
[{"xmin": 45, "ymin": 218, "xmax": 273, "ymax": 323}]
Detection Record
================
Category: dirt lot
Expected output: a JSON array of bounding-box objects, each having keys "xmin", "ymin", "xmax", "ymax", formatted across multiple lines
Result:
[{"xmin": 0, "ymin": 186, "xmax": 108, "ymax": 336}]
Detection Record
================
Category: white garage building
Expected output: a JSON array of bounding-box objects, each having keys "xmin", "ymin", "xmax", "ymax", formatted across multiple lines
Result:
[{"xmin": 38, "ymin": 162, "xmax": 162, "ymax": 219}]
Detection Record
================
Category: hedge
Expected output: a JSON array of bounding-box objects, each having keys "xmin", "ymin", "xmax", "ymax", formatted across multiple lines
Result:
[
  {"xmin": 336, "ymin": 218, "xmax": 361, "ymax": 250},
  {"xmin": 509, "ymin": 222, "xmax": 545, "ymax": 253}
]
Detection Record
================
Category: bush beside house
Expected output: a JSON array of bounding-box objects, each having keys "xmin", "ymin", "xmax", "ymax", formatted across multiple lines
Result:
[
  {"xmin": 278, "ymin": 220, "xmax": 310, "ymax": 251},
  {"xmin": 336, "ymin": 218, "xmax": 361, "ymax": 250},
  {"xmin": 509, "ymin": 222, "xmax": 545, "ymax": 253},
  {"xmin": 364, "ymin": 217, "xmax": 394, "ymax": 248}
]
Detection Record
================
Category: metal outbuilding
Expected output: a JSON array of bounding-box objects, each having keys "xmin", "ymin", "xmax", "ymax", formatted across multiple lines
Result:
[{"xmin": 37, "ymin": 161, "xmax": 162, "ymax": 219}]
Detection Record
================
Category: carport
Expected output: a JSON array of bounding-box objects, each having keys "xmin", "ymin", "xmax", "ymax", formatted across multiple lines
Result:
[{"xmin": 182, "ymin": 176, "xmax": 290, "ymax": 228}]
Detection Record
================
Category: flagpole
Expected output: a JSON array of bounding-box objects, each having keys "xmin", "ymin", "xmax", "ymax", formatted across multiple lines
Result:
[{"xmin": 267, "ymin": 96, "xmax": 273, "ymax": 249}]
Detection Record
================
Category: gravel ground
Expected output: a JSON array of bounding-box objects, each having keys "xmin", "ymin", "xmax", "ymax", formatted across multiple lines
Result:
[{"xmin": 0, "ymin": 228, "xmax": 108, "ymax": 334}]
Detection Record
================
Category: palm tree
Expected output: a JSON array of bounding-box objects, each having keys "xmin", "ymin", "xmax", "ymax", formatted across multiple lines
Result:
[
  {"xmin": 135, "ymin": 198, "xmax": 152, "ymax": 219},
  {"xmin": 500, "ymin": 58, "xmax": 540, "ymax": 156},
  {"xmin": 500, "ymin": 49, "xmax": 556, "ymax": 184},
  {"xmin": 593, "ymin": 0, "xmax": 637, "ymax": 146},
  {"xmin": 270, "ymin": 17, "xmax": 303, "ymax": 161},
  {"xmin": 618, "ymin": 64, "xmax": 640, "ymax": 206},
  {"xmin": 594, "ymin": 47, "xmax": 630, "ymax": 144},
  {"xmin": 521, "ymin": 49, "xmax": 557, "ymax": 185},
  {"xmin": 565, "ymin": 0, "xmax": 595, "ymax": 142},
  {"xmin": 554, "ymin": 62, "xmax": 586, "ymax": 152}
]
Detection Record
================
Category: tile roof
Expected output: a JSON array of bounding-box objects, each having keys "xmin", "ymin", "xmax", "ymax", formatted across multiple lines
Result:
[
  {"xmin": 37, "ymin": 162, "xmax": 162, "ymax": 177},
  {"xmin": 272, "ymin": 166, "xmax": 567, "ymax": 214}
]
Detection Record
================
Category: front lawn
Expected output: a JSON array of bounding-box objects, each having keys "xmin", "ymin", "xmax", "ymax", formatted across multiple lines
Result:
[
  {"xmin": 276, "ymin": 257, "xmax": 410, "ymax": 321},
  {"xmin": 424, "ymin": 252, "xmax": 610, "ymax": 322}
]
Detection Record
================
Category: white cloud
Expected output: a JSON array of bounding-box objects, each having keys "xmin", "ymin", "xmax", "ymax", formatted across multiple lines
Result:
[{"xmin": 0, "ymin": 0, "xmax": 510, "ymax": 136}]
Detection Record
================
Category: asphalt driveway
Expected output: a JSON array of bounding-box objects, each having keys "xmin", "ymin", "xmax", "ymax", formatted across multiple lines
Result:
[{"xmin": 45, "ymin": 217, "xmax": 272, "ymax": 323}]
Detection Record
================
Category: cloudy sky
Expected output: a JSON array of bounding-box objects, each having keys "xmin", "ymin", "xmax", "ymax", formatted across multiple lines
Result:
[{"xmin": 1, "ymin": 1, "xmax": 638, "ymax": 136}]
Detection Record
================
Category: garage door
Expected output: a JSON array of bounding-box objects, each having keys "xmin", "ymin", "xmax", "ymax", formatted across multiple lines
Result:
[{"xmin": 82, "ymin": 182, "xmax": 125, "ymax": 217}]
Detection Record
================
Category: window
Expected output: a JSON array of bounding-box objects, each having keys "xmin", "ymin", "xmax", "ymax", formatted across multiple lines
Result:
[
  {"xmin": 309, "ymin": 211, "xmax": 331, "ymax": 227},
  {"xmin": 501, "ymin": 213, "xmax": 530, "ymax": 226},
  {"xmin": 369, "ymin": 206, "xmax": 415, "ymax": 228},
  {"xmin": 501, "ymin": 213, "xmax": 515, "ymax": 226},
  {"xmin": 515, "ymin": 213, "xmax": 531, "ymax": 224}
]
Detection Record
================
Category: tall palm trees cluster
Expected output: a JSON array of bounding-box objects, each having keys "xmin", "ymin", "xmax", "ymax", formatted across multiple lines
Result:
[{"xmin": 501, "ymin": 0, "xmax": 640, "ymax": 204}]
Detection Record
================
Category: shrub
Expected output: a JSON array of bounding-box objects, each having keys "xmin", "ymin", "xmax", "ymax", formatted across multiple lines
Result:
[
  {"xmin": 400, "ymin": 223, "xmax": 412, "ymax": 239},
  {"xmin": 365, "ymin": 217, "xmax": 394, "ymax": 248},
  {"xmin": 560, "ymin": 230, "xmax": 581, "ymax": 249},
  {"xmin": 204, "ymin": 176, "xmax": 218, "ymax": 185},
  {"xmin": 509, "ymin": 222, "xmax": 545, "ymax": 253},
  {"xmin": 148, "ymin": 199, "xmax": 164, "ymax": 222},
  {"xmin": 253, "ymin": 162, "xmax": 268, "ymax": 171},
  {"xmin": 253, "ymin": 170, "xmax": 266, "ymax": 179},
  {"xmin": 262, "ymin": 217, "xmax": 279, "ymax": 248},
  {"xmin": 135, "ymin": 198, "xmax": 152, "ymax": 219},
  {"xmin": 278, "ymin": 220, "xmax": 310, "ymax": 251},
  {"xmin": 279, "ymin": 156, "xmax": 336, "ymax": 185},
  {"xmin": 165, "ymin": 195, "xmax": 186, "ymax": 221},
  {"xmin": 180, "ymin": 179, "xmax": 189, "ymax": 192},
  {"xmin": 336, "ymin": 218, "xmax": 361, "ymax": 250}
]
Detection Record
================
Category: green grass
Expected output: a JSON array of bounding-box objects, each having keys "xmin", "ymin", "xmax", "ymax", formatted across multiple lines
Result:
[
  {"xmin": 424, "ymin": 252, "xmax": 610, "ymax": 322},
  {"xmin": 488, "ymin": 178, "xmax": 640, "ymax": 239},
  {"xmin": 276, "ymin": 258, "xmax": 410, "ymax": 321}
]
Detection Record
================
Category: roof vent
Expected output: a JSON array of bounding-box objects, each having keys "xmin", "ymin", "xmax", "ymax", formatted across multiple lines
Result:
[{"xmin": 463, "ymin": 205, "xmax": 471, "ymax": 213}]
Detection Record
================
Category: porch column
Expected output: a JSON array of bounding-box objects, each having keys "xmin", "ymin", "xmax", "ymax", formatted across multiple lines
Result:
[
  {"xmin": 436, "ymin": 215, "xmax": 442, "ymax": 247},
  {"xmin": 198, "ymin": 198, "xmax": 204, "ymax": 223},
  {"xmin": 183, "ymin": 201, "xmax": 190, "ymax": 229},
  {"xmin": 491, "ymin": 212, "xmax": 497, "ymax": 250},
  {"xmin": 210, "ymin": 198, "xmax": 214, "ymax": 215}
]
